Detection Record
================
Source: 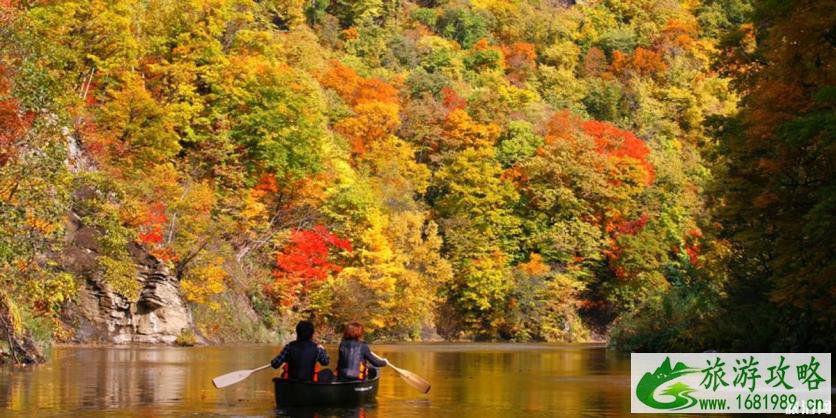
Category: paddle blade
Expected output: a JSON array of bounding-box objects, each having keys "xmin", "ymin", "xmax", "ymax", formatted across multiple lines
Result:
[
  {"xmin": 392, "ymin": 367, "xmax": 431, "ymax": 394},
  {"xmin": 212, "ymin": 369, "xmax": 254, "ymax": 389}
]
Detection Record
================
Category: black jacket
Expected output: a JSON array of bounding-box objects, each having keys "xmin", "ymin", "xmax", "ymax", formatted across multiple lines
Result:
[
  {"xmin": 271, "ymin": 340, "xmax": 329, "ymax": 381},
  {"xmin": 336, "ymin": 340, "xmax": 386, "ymax": 380}
]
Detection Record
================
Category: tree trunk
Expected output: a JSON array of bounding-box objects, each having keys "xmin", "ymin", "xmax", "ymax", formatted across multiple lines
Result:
[{"xmin": 0, "ymin": 308, "xmax": 44, "ymax": 365}]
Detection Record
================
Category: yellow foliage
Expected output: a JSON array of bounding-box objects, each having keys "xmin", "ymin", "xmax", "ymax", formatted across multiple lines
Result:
[
  {"xmin": 179, "ymin": 182, "xmax": 215, "ymax": 215},
  {"xmin": 241, "ymin": 188, "xmax": 269, "ymax": 228},
  {"xmin": 100, "ymin": 255, "xmax": 140, "ymax": 297},
  {"xmin": 365, "ymin": 135, "xmax": 431, "ymax": 197},
  {"xmin": 25, "ymin": 272, "xmax": 79, "ymax": 313},
  {"xmin": 356, "ymin": 209, "xmax": 394, "ymax": 266},
  {"xmin": 181, "ymin": 257, "xmax": 228, "ymax": 310},
  {"xmin": 0, "ymin": 291, "xmax": 24, "ymax": 335},
  {"xmin": 442, "ymin": 109, "xmax": 501, "ymax": 149},
  {"xmin": 264, "ymin": 0, "xmax": 306, "ymax": 28}
]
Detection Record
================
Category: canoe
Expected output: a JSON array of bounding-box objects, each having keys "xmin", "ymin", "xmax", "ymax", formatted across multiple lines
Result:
[{"xmin": 273, "ymin": 367, "xmax": 379, "ymax": 407}]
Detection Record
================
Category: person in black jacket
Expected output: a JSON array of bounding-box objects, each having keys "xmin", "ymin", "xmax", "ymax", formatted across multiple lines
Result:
[
  {"xmin": 336, "ymin": 322, "xmax": 387, "ymax": 381},
  {"xmin": 270, "ymin": 320, "xmax": 330, "ymax": 382}
]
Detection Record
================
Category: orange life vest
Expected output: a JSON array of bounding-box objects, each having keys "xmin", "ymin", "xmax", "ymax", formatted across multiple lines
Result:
[
  {"xmin": 281, "ymin": 362, "xmax": 321, "ymax": 381},
  {"xmin": 358, "ymin": 361, "xmax": 367, "ymax": 380}
]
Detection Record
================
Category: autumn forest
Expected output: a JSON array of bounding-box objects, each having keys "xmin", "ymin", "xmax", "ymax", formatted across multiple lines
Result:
[{"xmin": 0, "ymin": 0, "xmax": 833, "ymax": 361}]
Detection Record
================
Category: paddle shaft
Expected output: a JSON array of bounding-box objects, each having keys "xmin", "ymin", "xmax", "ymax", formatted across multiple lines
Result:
[
  {"xmin": 371, "ymin": 351, "xmax": 398, "ymax": 371},
  {"xmin": 252, "ymin": 364, "xmax": 271, "ymax": 373},
  {"xmin": 212, "ymin": 363, "xmax": 271, "ymax": 388}
]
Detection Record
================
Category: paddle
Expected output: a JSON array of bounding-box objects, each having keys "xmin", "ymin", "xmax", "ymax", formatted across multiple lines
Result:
[
  {"xmin": 372, "ymin": 352, "xmax": 431, "ymax": 394},
  {"xmin": 212, "ymin": 364, "xmax": 271, "ymax": 389}
]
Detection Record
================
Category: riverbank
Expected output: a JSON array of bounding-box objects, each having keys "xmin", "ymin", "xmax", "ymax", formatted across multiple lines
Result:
[{"xmin": 3, "ymin": 330, "xmax": 609, "ymax": 366}]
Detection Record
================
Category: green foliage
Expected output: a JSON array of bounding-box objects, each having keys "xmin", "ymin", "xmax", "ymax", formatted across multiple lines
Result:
[
  {"xmin": 444, "ymin": 253, "xmax": 513, "ymax": 337},
  {"xmin": 583, "ymin": 78, "xmax": 624, "ymax": 122},
  {"xmin": 506, "ymin": 257, "xmax": 589, "ymax": 342},
  {"xmin": 696, "ymin": 0, "xmax": 753, "ymax": 37},
  {"xmin": 436, "ymin": 7, "xmax": 491, "ymax": 48},
  {"xmin": 596, "ymin": 27, "xmax": 637, "ymax": 56},
  {"xmin": 223, "ymin": 61, "xmax": 328, "ymax": 181},
  {"xmin": 610, "ymin": 282, "xmax": 721, "ymax": 352},
  {"xmin": 70, "ymin": 174, "xmax": 139, "ymax": 297},
  {"xmin": 435, "ymin": 147, "xmax": 520, "ymax": 257},
  {"xmin": 327, "ymin": 0, "xmax": 388, "ymax": 27},
  {"xmin": 463, "ymin": 47, "xmax": 503, "ymax": 73},
  {"xmin": 433, "ymin": 143, "xmax": 520, "ymax": 335},
  {"xmin": 707, "ymin": 0, "xmax": 835, "ymax": 351},
  {"xmin": 496, "ymin": 120, "xmax": 543, "ymax": 168},
  {"xmin": 411, "ymin": 7, "xmax": 438, "ymax": 28}
]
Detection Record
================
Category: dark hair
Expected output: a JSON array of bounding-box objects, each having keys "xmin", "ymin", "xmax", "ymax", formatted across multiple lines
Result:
[
  {"xmin": 343, "ymin": 321, "xmax": 364, "ymax": 340},
  {"xmin": 296, "ymin": 320, "xmax": 315, "ymax": 341}
]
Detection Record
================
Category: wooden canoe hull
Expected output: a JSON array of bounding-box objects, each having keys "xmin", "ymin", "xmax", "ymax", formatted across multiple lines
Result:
[{"xmin": 273, "ymin": 368, "xmax": 379, "ymax": 407}]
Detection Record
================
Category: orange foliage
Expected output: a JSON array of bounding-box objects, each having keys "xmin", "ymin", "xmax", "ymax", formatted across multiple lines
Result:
[
  {"xmin": 319, "ymin": 61, "xmax": 359, "ymax": 102},
  {"xmin": 543, "ymin": 110, "xmax": 585, "ymax": 144},
  {"xmin": 502, "ymin": 42, "xmax": 537, "ymax": 84},
  {"xmin": 683, "ymin": 227, "xmax": 703, "ymax": 266},
  {"xmin": 138, "ymin": 202, "xmax": 167, "ymax": 245},
  {"xmin": 655, "ymin": 19, "xmax": 697, "ymax": 53},
  {"xmin": 321, "ymin": 61, "xmax": 402, "ymax": 156},
  {"xmin": 608, "ymin": 213, "xmax": 649, "ymax": 235},
  {"xmin": 581, "ymin": 120, "xmax": 655, "ymax": 184},
  {"xmin": 320, "ymin": 61, "xmax": 399, "ymax": 106},
  {"xmin": 254, "ymin": 174, "xmax": 280, "ymax": 194},
  {"xmin": 502, "ymin": 42, "xmax": 536, "ymax": 64},
  {"xmin": 517, "ymin": 253, "xmax": 550, "ymax": 275},
  {"xmin": 632, "ymin": 48, "xmax": 667, "ymax": 75},
  {"xmin": 602, "ymin": 212, "xmax": 651, "ymax": 275},
  {"xmin": 473, "ymin": 38, "xmax": 490, "ymax": 51},
  {"xmin": 541, "ymin": 113, "xmax": 655, "ymax": 189},
  {"xmin": 440, "ymin": 109, "xmax": 501, "ymax": 150},
  {"xmin": 341, "ymin": 27, "xmax": 359, "ymax": 41},
  {"xmin": 354, "ymin": 78, "xmax": 400, "ymax": 105},
  {"xmin": 0, "ymin": 2, "xmax": 16, "ymax": 28},
  {"xmin": 441, "ymin": 86, "xmax": 467, "ymax": 111},
  {"xmin": 334, "ymin": 101, "xmax": 400, "ymax": 154},
  {"xmin": 137, "ymin": 202, "xmax": 174, "ymax": 261},
  {"xmin": 582, "ymin": 47, "xmax": 607, "ymax": 76},
  {"xmin": 611, "ymin": 48, "xmax": 667, "ymax": 78}
]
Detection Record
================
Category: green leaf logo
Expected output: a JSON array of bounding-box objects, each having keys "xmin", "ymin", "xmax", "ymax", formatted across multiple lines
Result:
[{"xmin": 636, "ymin": 357, "xmax": 700, "ymax": 410}]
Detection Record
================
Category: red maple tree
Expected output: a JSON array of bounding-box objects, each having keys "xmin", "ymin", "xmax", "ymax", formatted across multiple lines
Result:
[
  {"xmin": 581, "ymin": 120, "xmax": 655, "ymax": 184},
  {"xmin": 138, "ymin": 202, "xmax": 168, "ymax": 245},
  {"xmin": 0, "ymin": 65, "xmax": 33, "ymax": 167},
  {"xmin": 268, "ymin": 225, "xmax": 352, "ymax": 306}
]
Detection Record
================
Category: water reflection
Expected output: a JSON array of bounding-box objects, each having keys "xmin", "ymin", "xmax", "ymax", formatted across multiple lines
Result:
[
  {"xmin": 276, "ymin": 405, "xmax": 375, "ymax": 418},
  {"xmin": 0, "ymin": 343, "xmax": 710, "ymax": 417}
]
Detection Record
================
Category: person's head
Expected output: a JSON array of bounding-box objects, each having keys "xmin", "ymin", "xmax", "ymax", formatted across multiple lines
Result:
[
  {"xmin": 343, "ymin": 321, "xmax": 364, "ymax": 341},
  {"xmin": 295, "ymin": 320, "xmax": 315, "ymax": 341}
]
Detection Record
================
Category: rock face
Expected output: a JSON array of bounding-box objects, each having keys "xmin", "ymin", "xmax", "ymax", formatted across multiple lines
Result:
[
  {"xmin": 64, "ymin": 214, "xmax": 193, "ymax": 345},
  {"xmin": 72, "ymin": 261, "xmax": 193, "ymax": 345}
]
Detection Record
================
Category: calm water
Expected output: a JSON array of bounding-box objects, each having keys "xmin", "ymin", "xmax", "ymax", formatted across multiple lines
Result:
[{"xmin": 0, "ymin": 343, "xmax": 711, "ymax": 417}]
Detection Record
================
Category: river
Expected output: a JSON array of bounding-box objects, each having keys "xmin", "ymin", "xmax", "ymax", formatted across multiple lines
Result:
[{"xmin": 1, "ymin": 343, "xmax": 707, "ymax": 417}]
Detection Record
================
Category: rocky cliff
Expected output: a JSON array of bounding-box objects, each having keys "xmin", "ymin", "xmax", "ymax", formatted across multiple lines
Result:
[{"xmin": 62, "ymin": 212, "xmax": 194, "ymax": 345}]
